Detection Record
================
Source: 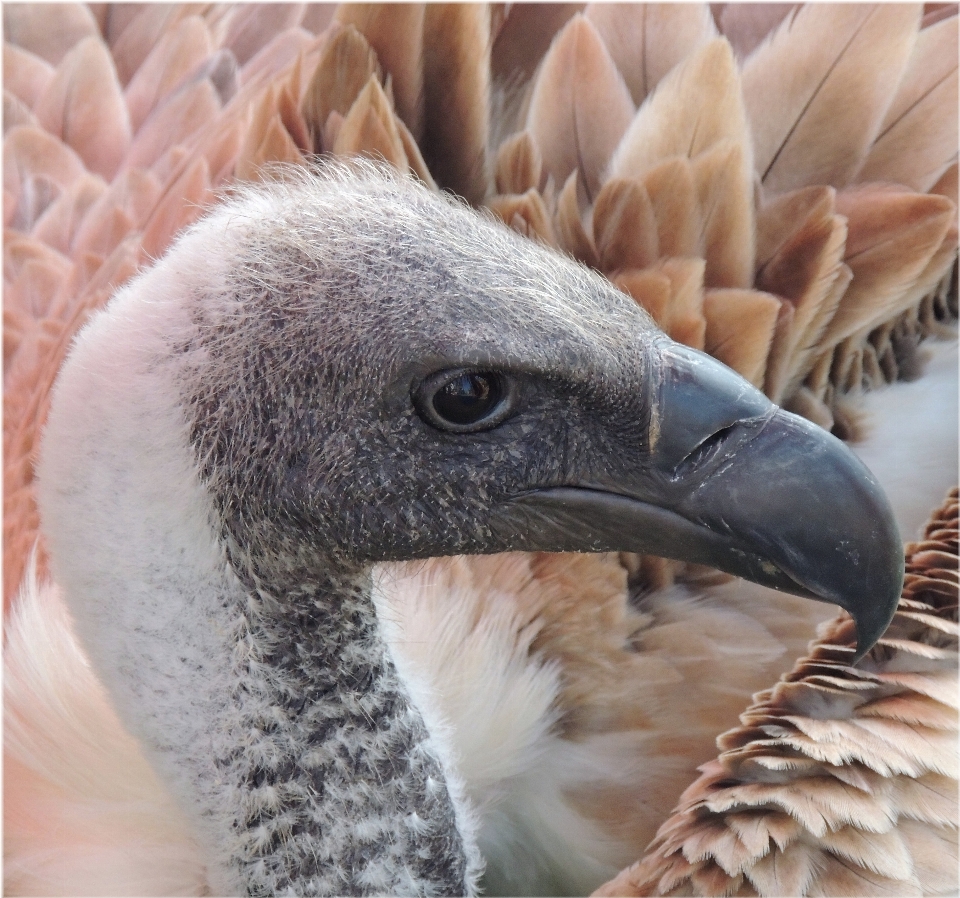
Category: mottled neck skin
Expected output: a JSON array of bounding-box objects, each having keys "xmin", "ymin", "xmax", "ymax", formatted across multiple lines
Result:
[{"xmin": 220, "ymin": 556, "xmax": 470, "ymax": 896}]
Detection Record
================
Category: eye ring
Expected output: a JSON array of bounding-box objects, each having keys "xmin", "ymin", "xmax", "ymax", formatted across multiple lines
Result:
[{"xmin": 414, "ymin": 369, "xmax": 516, "ymax": 433}]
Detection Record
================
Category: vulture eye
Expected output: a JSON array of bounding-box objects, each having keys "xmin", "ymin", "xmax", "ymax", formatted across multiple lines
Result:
[{"xmin": 415, "ymin": 369, "xmax": 514, "ymax": 432}]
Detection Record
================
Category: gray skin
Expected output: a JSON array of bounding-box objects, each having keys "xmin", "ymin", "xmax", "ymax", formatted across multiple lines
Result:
[{"xmin": 38, "ymin": 163, "xmax": 903, "ymax": 896}]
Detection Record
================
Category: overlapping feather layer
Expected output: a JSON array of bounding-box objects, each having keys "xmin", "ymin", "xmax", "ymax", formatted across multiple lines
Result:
[{"xmin": 597, "ymin": 489, "xmax": 959, "ymax": 897}]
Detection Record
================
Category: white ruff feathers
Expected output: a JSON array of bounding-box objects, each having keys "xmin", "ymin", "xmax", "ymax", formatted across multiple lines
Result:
[{"xmin": 3, "ymin": 558, "xmax": 208, "ymax": 897}]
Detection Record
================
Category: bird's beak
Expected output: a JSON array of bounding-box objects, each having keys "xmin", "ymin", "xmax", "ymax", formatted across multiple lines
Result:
[{"xmin": 490, "ymin": 343, "xmax": 903, "ymax": 661}]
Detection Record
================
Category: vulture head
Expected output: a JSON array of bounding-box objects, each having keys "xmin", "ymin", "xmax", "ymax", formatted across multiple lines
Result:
[{"xmin": 37, "ymin": 163, "xmax": 903, "ymax": 896}]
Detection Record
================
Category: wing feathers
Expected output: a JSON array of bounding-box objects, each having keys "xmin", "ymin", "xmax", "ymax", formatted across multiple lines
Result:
[
  {"xmin": 857, "ymin": 15, "xmax": 959, "ymax": 192},
  {"xmin": 33, "ymin": 36, "xmax": 131, "ymax": 181},
  {"xmin": 610, "ymin": 38, "xmax": 748, "ymax": 182},
  {"xmin": 584, "ymin": 2, "xmax": 717, "ymax": 106},
  {"xmin": 420, "ymin": 4, "xmax": 491, "ymax": 204},
  {"xmin": 743, "ymin": 4, "xmax": 922, "ymax": 193},
  {"xmin": 335, "ymin": 3, "xmax": 425, "ymax": 141},
  {"xmin": 526, "ymin": 14, "xmax": 634, "ymax": 199}
]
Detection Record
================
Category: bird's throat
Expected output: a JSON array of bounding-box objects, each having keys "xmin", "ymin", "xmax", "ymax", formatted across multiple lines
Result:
[{"xmin": 219, "ymin": 566, "xmax": 474, "ymax": 896}]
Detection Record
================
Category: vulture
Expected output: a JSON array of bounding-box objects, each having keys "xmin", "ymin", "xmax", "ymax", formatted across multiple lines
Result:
[{"xmin": 3, "ymin": 4, "xmax": 957, "ymax": 897}]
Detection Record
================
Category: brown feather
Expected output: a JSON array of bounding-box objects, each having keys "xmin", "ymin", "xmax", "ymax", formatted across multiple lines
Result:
[
  {"xmin": 742, "ymin": 4, "xmax": 922, "ymax": 194},
  {"xmin": 335, "ymin": 3, "xmax": 425, "ymax": 141},
  {"xmin": 642, "ymin": 157, "xmax": 699, "ymax": 259},
  {"xmin": 596, "ymin": 491, "xmax": 959, "ymax": 897},
  {"xmin": 487, "ymin": 190, "xmax": 557, "ymax": 247},
  {"xmin": 490, "ymin": 3, "xmax": 583, "ymax": 84},
  {"xmin": 857, "ymin": 15, "xmax": 958, "ymax": 192},
  {"xmin": 610, "ymin": 39, "xmax": 749, "ymax": 185},
  {"xmin": 300, "ymin": 24, "xmax": 382, "ymax": 152},
  {"xmin": 332, "ymin": 74, "xmax": 408, "ymax": 171},
  {"xmin": 702, "ymin": 288, "xmax": 780, "ymax": 387},
  {"xmin": 494, "ymin": 130, "xmax": 543, "ymax": 196},
  {"xmin": 526, "ymin": 14, "xmax": 634, "ymax": 200},
  {"xmin": 554, "ymin": 170, "xmax": 600, "ymax": 268},
  {"xmin": 420, "ymin": 4, "xmax": 491, "ymax": 204},
  {"xmin": 592, "ymin": 177, "xmax": 658, "ymax": 272},
  {"xmin": 691, "ymin": 140, "xmax": 755, "ymax": 289},
  {"xmin": 584, "ymin": 3, "xmax": 718, "ymax": 106},
  {"xmin": 756, "ymin": 199, "xmax": 848, "ymax": 402},
  {"xmin": 820, "ymin": 185, "xmax": 955, "ymax": 345}
]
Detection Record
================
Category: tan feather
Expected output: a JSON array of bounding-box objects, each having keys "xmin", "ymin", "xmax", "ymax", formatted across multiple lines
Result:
[
  {"xmin": 609, "ymin": 39, "xmax": 749, "ymax": 185},
  {"xmin": 333, "ymin": 75, "xmax": 408, "ymax": 171},
  {"xmin": 613, "ymin": 257, "xmax": 707, "ymax": 349},
  {"xmin": 702, "ymin": 288, "xmax": 780, "ymax": 387},
  {"xmin": 4, "ymin": 88, "xmax": 37, "ymax": 132},
  {"xmin": 857, "ymin": 15, "xmax": 959, "ymax": 192},
  {"xmin": 301, "ymin": 24, "xmax": 381, "ymax": 152},
  {"xmin": 584, "ymin": 3, "xmax": 717, "ymax": 106},
  {"xmin": 486, "ymin": 190, "xmax": 557, "ymax": 247},
  {"xmin": 641, "ymin": 157, "xmax": 699, "ymax": 259},
  {"xmin": 655, "ymin": 257, "xmax": 708, "ymax": 350},
  {"xmin": 33, "ymin": 36, "xmax": 131, "ymax": 181},
  {"xmin": 494, "ymin": 130, "xmax": 543, "ymax": 196},
  {"xmin": 335, "ymin": 3, "xmax": 425, "ymax": 141},
  {"xmin": 5, "ymin": 236, "xmax": 73, "ymax": 323},
  {"xmin": 755, "ymin": 185, "xmax": 835, "ymax": 273},
  {"xmin": 394, "ymin": 115, "xmax": 436, "ymax": 190},
  {"xmin": 110, "ymin": 6, "xmax": 196, "ymax": 87},
  {"xmin": 420, "ymin": 4, "xmax": 490, "ymax": 204},
  {"xmin": 123, "ymin": 15, "xmax": 214, "ymax": 132},
  {"xmin": 29, "ymin": 173, "xmax": 106, "ymax": 258},
  {"xmin": 236, "ymin": 85, "xmax": 306, "ymax": 182},
  {"xmin": 234, "ymin": 25, "xmax": 315, "ymax": 89},
  {"xmin": 612, "ymin": 269, "xmax": 672, "ymax": 331},
  {"xmin": 526, "ymin": 14, "xmax": 634, "ymax": 200},
  {"xmin": 5, "ymin": 126, "xmax": 88, "ymax": 231},
  {"xmin": 554, "ymin": 170, "xmax": 600, "ymax": 268},
  {"xmin": 691, "ymin": 140, "xmax": 755, "ymax": 289},
  {"xmin": 930, "ymin": 160, "xmax": 959, "ymax": 206},
  {"xmin": 756, "ymin": 197, "xmax": 848, "ymax": 401},
  {"xmin": 141, "ymin": 154, "xmax": 213, "ymax": 259},
  {"xmin": 72, "ymin": 169, "xmax": 162, "ymax": 258},
  {"xmin": 599, "ymin": 491, "xmax": 959, "ymax": 897},
  {"xmin": 742, "ymin": 4, "xmax": 922, "ymax": 194},
  {"xmin": 592, "ymin": 177, "xmax": 658, "ymax": 272},
  {"xmin": 124, "ymin": 77, "xmax": 222, "ymax": 172},
  {"xmin": 820, "ymin": 185, "xmax": 955, "ymax": 346}
]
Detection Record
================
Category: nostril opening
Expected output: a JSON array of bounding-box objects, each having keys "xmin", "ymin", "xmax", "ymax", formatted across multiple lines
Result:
[{"xmin": 674, "ymin": 423, "xmax": 739, "ymax": 475}]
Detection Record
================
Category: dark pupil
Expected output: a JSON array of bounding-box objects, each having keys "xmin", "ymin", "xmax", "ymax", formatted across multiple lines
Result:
[{"xmin": 432, "ymin": 373, "xmax": 501, "ymax": 425}]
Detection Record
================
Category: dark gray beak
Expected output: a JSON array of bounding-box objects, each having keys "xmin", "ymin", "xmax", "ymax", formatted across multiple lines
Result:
[{"xmin": 491, "ymin": 343, "xmax": 903, "ymax": 661}]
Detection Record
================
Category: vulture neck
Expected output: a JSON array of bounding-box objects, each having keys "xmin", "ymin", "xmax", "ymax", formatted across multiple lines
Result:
[{"xmin": 208, "ymin": 552, "xmax": 476, "ymax": 895}]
